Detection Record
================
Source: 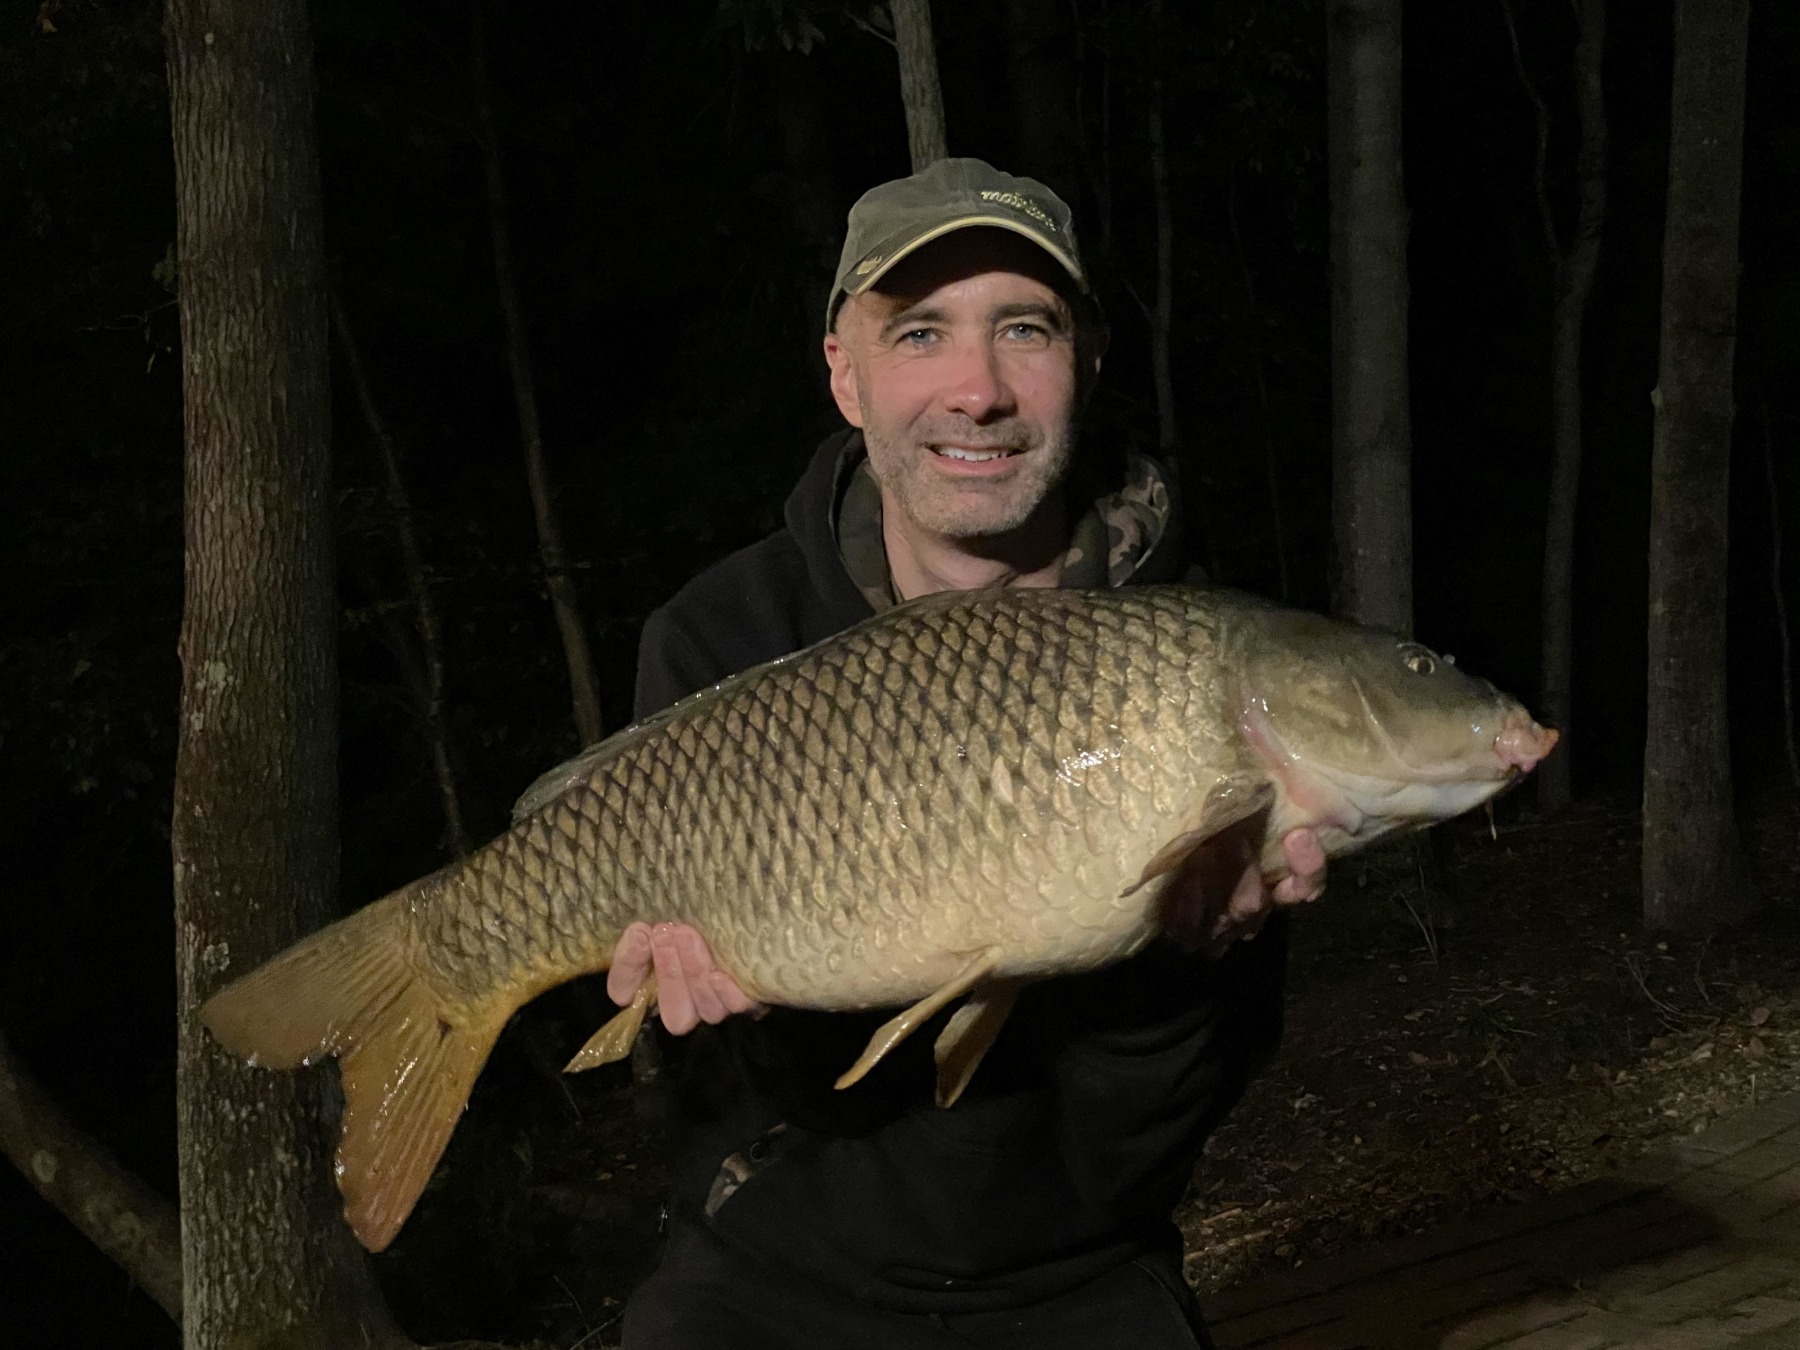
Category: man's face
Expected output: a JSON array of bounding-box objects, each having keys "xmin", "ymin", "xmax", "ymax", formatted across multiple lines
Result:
[{"xmin": 823, "ymin": 230, "xmax": 1096, "ymax": 542}]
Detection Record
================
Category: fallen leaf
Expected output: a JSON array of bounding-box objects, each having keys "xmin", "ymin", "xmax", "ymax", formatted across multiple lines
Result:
[{"xmin": 1749, "ymin": 1005, "xmax": 1772, "ymax": 1027}]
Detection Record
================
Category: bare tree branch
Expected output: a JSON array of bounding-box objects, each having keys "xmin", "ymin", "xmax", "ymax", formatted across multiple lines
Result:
[
  {"xmin": 471, "ymin": 0, "xmax": 605, "ymax": 748},
  {"xmin": 1497, "ymin": 0, "xmax": 1560, "ymax": 263},
  {"xmin": 0, "ymin": 1027, "xmax": 183, "ymax": 1323},
  {"xmin": 331, "ymin": 283, "xmax": 472, "ymax": 856},
  {"xmin": 848, "ymin": 6, "xmax": 897, "ymax": 49}
]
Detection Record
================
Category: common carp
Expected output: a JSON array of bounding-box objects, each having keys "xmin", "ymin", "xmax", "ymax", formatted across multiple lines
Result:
[{"xmin": 201, "ymin": 585, "xmax": 1556, "ymax": 1251}]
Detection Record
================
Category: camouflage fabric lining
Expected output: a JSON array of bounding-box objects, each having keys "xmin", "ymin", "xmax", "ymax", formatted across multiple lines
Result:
[{"xmin": 834, "ymin": 451, "xmax": 1174, "ymax": 610}]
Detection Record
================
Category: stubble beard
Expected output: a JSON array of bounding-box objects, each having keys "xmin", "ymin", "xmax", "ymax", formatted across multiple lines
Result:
[{"xmin": 861, "ymin": 410, "xmax": 1078, "ymax": 541}]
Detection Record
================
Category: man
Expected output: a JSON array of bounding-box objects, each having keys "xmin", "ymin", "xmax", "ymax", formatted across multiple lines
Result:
[{"xmin": 610, "ymin": 159, "xmax": 1326, "ymax": 1348}]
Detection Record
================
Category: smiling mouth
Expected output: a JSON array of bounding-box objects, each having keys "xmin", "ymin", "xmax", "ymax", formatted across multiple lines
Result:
[{"xmin": 931, "ymin": 445, "xmax": 1019, "ymax": 462}]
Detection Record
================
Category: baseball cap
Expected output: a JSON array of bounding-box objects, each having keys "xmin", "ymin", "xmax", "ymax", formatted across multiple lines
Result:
[{"xmin": 826, "ymin": 158, "xmax": 1089, "ymax": 328}]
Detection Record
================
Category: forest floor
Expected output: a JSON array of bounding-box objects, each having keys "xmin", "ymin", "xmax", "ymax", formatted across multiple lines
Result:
[
  {"xmin": 1177, "ymin": 785, "xmax": 1800, "ymax": 1305},
  {"xmin": 381, "ymin": 786, "xmax": 1800, "ymax": 1349}
]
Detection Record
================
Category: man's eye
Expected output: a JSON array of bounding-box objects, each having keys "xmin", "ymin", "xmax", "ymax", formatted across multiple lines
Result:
[
  {"xmin": 1002, "ymin": 323, "xmax": 1047, "ymax": 342},
  {"xmin": 899, "ymin": 328, "xmax": 938, "ymax": 347}
]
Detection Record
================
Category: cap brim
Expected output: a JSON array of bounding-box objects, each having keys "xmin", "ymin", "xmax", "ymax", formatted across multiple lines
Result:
[{"xmin": 844, "ymin": 215, "xmax": 1088, "ymax": 301}]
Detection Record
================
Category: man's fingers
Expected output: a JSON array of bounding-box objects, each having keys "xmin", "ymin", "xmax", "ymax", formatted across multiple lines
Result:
[
  {"xmin": 1277, "ymin": 828, "xmax": 1327, "ymax": 903},
  {"xmin": 637, "ymin": 923, "xmax": 759, "ymax": 1034},
  {"xmin": 606, "ymin": 923, "xmax": 654, "ymax": 1006},
  {"xmin": 1228, "ymin": 857, "xmax": 1273, "ymax": 923},
  {"xmin": 711, "ymin": 971, "xmax": 761, "ymax": 1017},
  {"xmin": 651, "ymin": 924, "xmax": 699, "ymax": 1035},
  {"xmin": 673, "ymin": 926, "xmax": 729, "ymax": 1025}
]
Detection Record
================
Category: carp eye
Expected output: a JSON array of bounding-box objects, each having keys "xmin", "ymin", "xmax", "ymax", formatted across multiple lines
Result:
[{"xmin": 1400, "ymin": 645, "xmax": 1437, "ymax": 676}]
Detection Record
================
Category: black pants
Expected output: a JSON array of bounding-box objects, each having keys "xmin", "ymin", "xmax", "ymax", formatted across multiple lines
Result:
[{"xmin": 622, "ymin": 1220, "xmax": 1216, "ymax": 1349}]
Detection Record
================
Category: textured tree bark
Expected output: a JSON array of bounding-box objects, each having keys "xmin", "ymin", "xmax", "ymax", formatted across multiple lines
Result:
[
  {"xmin": 331, "ymin": 286, "xmax": 470, "ymax": 857},
  {"xmin": 164, "ymin": 2, "xmax": 412, "ymax": 1346},
  {"xmin": 1500, "ymin": 0, "xmax": 1608, "ymax": 814},
  {"xmin": 889, "ymin": 0, "xmax": 949, "ymax": 170},
  {"xmin": 1643, "ymin": 0, "xmax": 1753, "ymax": 934},
  {"xmin": 1326, "ymin": 0, "xmax": 1412, "ymax": 636},
  {"xmin": 470, "ymin": 1, "xmax": 604, "ymax": 749},
  {"xmin": 1761, "ymin": 401, "xmax": 1800, "ymax": 789},
  {"xmin": 0, "ymin": 1028, "xmax": 183, "ymax": 1322}
]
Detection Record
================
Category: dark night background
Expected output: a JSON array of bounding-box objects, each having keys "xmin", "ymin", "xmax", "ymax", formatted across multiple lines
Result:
[{"xmin": 2, "ymin": 0, "xmax": 1797, "ymax": 1344}]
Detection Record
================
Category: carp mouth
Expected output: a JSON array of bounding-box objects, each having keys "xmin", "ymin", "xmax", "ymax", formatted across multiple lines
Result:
[{"xmin": 1237, "ymin": 682, "xmax": 1557, "ymax": 855}]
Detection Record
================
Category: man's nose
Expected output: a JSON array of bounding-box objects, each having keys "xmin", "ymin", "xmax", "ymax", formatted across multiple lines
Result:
[{"xmin": 939, "ymin": 342, "xmax": 1015, "ymax": 422}]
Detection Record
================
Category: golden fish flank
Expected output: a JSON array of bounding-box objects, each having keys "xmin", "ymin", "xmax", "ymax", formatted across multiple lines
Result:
[{"xmin": 199, "ymin": 585, "xmax": 1557, "ymax": 1253}]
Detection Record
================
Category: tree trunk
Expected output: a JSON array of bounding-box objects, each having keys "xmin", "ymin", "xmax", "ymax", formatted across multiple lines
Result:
[
  {"xmin": 1500, "ymin": 0, "xmax": 1609, "ymax": 814},
  {"xmin": 1643, "ymin": 0, "xmax": 1753, "ymax": 933},
  {"xmin": 889, "ymin": 0, "xmax": 948, "ymax": 170},
  {"xmin": 1069, "ymin": 0, "xmax": 1116, "ymax": 256},
  {"xmin": 164, "ymin": 3, "xmax": 410, "ymax": 1345},
  {"xmin": 1142, "ymin": 57, "xmax": 1220, "ymax": 581},
  {"xmin": 330, "ymin": 286, "xmax": 470, "ymax": 857},
  {"xmin": 0, "ymin": 1027, "xmax": 183, "ymax": 1323},
  {"xmin": 999, "ymin": 0, "xmax": 1082, "ymax": 200},
  {"xmin": 1147, "ymin": 77, "xmax": 1178, "ymax": 471},
  {"xmin": 1538, "ymin": 0, "xmax": 1608, "ymax": 813},
  {"xmin": 1228, "ymin": 163, "xmax": 1294, "ymax": 601},
  {"xmin": 1762, "ymin": 400, "xmax": 1800, "ymax": 789},
  {"xmin": 471, "ymin": 1, "xmax": 604, "ymax": 749},
  {"xmin": 1326, "ymin": 0, "xmax": 1412, "ymax": 636}
]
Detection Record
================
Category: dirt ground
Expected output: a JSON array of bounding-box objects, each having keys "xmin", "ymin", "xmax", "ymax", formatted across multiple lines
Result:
[
  {"xmin": 1178, "ymin": 787, "xmax": 1800, "ymax": 1302},
  {"xmin": 381, "ymin": 787, "xmax": 1800, "ymax": 1348}
]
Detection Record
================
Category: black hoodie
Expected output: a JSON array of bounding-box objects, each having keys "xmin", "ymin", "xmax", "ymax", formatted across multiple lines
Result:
[{"xmin": 631, "ymin": 430, "xmax": 1287, "ymax": 1314}]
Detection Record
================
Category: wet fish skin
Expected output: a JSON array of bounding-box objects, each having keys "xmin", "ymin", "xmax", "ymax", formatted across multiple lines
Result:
[
  {"xmin": 200, "ymin": 585, "xmax": 1554, "ymax": 1251},
  {"xmin": 445, "ymin": 585, "xmax": 1244, "ymax": 1012}
]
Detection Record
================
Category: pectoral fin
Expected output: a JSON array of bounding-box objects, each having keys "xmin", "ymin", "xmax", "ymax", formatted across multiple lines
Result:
[
  {"xmin": 564, "ymin": 975, "xmax": 658, "ymax": 1073},
  {"xmin": 1120, "ymin": 779, "xmax": 1275, "ymax": 898},
  {"xmin": 933, "ymin": 978, "xmax": 1025, "ymax": 1107},
  {"xmin": 835, "ymin": 949, "xmax": 999, "ymax": 1091}
]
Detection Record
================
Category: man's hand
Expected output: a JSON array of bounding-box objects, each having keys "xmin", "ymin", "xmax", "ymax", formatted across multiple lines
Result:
[
  {"xmin": 607, "ymin": 921, "xmax": 763, "ymax": 1035},
  {"xmin": 1160, "ymin": 827, "xmax": 1327, "ymax": 958}
]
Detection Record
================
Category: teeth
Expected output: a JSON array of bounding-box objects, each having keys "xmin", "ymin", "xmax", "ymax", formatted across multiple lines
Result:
[{"xmin": 936, "ymin": 446, "xmax": 1005, "ymax": 462}]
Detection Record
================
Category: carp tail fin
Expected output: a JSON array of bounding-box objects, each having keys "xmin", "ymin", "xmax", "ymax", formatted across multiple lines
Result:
[{"xmin": 199, "ymin": 886, "xmax": 509, "ymax": 1252}]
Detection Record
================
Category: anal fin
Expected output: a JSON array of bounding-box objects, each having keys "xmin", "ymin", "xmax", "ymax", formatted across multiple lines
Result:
[
  {"xmin": 564, "ymin": 974, "xmax": 658, "ymax": 1073},
  {"xmin": 835, "ymin": 949, "xmax": 999, "ymax": 1091},
  {"xmin": 933, "ymin": 978, "xmax": 1024, "ymax": 1107}
]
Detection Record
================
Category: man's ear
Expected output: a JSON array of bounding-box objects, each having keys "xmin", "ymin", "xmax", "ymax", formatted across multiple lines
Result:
[
  {"xmin": 1077, "ymin": 310, "xmax": 1110, "ymax": 405},
  {"xmin": 822, "ymin": 328, "xmax": 865, "ymax": 428}
]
